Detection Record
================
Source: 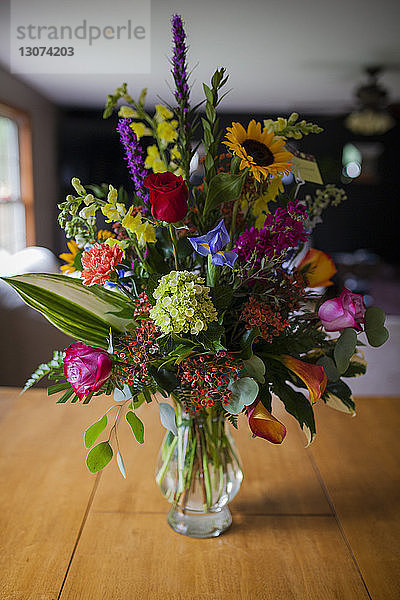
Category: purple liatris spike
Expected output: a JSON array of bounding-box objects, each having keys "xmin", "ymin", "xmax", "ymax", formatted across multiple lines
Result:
[
  {"xmin": 171, "ymin": 14, "xmax": 190, "ymax": 111},
  {"xmin": 116, "ymin": 118, "xmax": 149, "ymax": 209}
]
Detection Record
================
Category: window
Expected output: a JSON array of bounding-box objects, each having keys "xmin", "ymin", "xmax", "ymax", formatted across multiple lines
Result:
[{"xmin": 0, "ymin": 104, "xmax": 34, "ymax": 252}]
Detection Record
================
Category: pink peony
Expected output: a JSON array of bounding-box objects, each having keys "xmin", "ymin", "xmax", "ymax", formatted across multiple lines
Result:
[
  {"xmin": 318, "ymin": 288, "xmax": 366, "ymax": 332},
  {"xmin": 81, "ymin": 243, "xmax": 123, "ymax": 286},
  {"xmin": 64, "ymin": 342, "xmax": 112, "ymax": 400}
]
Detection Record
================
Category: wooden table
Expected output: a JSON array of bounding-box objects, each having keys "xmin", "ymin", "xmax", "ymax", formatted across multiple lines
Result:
[{"xmin": 0, "ymin": 388, "xmax": 399, "ymax": 600}]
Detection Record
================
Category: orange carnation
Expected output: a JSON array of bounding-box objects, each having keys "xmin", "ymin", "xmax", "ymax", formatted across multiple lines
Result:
[{"xmin": 81, "ymin": 243, "xmax": 123, "ymax": 286}]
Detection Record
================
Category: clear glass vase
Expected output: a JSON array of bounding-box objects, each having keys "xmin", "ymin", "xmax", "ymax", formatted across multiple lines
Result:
[{"xmin": 155, "ymin": 405, "xmax": 243, "ymax": 538}]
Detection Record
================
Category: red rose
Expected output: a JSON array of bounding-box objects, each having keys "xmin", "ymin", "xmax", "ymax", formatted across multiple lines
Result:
[
  {"xmin": 143, "ymin": 172, "xmax": 188, "ymax": 222},
  {"xmin": 63, "ymin": 342, "xmax": 112, "ymax": 400}
]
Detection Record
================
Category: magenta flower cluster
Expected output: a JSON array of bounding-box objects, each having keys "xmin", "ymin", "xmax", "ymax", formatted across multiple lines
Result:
[
  {"xmin": 171, "ymin": 14, "xmax": 190, "ymax": 113},
  {"xmin": 235, "ymin": 201, "xmax": 308, "ymax": 266},
  {"xmin": 116, "ymin": 118, "xmax": 149, "ymax": 209}
]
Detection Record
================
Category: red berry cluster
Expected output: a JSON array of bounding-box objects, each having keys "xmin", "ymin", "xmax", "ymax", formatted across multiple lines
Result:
[
  {"xmin": 111, "ymin": 222, "xmax": 129, "ymax": 241},
  {"xmin": 180, "ymin": 352, "xmax": 242, "ymax": 412},
  {"xmin": 114, "ymin": 318, "xmax": 160, "ymax": 386},
  {"xmin": 274, "ymin": 270, "xmax": 306, "ymax": 311},
  {"xmin": 240, "ymin": 296, "xmax": 289, "ymax": 343},
  {"xmin": 133, "ymin": 291, "xmax": 152, "ymax": 317}
]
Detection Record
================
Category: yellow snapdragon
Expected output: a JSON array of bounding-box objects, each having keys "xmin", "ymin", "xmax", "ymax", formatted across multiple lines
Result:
[
  {"xmin": 145, "ymin": 145, "xmax": 166, "ymax": 173},
  {"xmin": 155, "ymin": 104, "xmax": 173, "ymax": 121},
  {"xmin": 122, "ymin": 208, "xmax": 156, "ymax": 245},
  {"xmin": 253, "ymin": 176, "xmax": 284, "ymax": 228},
  {"xmin": 157, "ymin": 120, "xmax": 178, "ymax": 144},
  {"xmin": 118, "ymin": 106, "xmax": 139, "ymax": 118},
  {"xmin": 130, "ymin": 122, "xmax": 152, "ymax": 140}
]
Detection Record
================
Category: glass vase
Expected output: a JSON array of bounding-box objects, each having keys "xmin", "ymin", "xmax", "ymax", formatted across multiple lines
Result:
[{"xmin": 155, "ymin": 405, "xmax": 243, "ymax": 538}]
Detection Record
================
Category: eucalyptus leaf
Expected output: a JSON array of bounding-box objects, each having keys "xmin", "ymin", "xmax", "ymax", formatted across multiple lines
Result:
[
  {"xmin": 366, "ymin": 326, "xmax": 389, "ymax": 347},
  {"xmin": 116, "ymin": 451, "xmax": 127, "ymax": 478},
  {"xmin": 84, "ymin": 414, "xmax": 108, "ymax": 448},
  {"xmin": 243, "ymin": 355, "xmax": 266, "ymax": 383},
  {"xmin": 159, "ymin": 402, "xmax": 178, "ymax": 436},
  {"xmin": 114, "ymin": 384, "xmax": 132, "ymax": 402},
  {"xmin": 126, "ymin": 411, "xmax": 144, "ymax": 444},
  {"xmin": 316, "ymin": 356, "xmax": 339, "ymax": 383},
  {"xmin": 364, "ymin": 306, "xmax": 386, "ymax": 330},
  {"xmin": 86, "ymin": 441, "xmax": 113, "ymax": 473},
  {"xmin": 364, "ymin": 306, "xmax": 389, "ymax": 347},
  {"xmin": 334, "ymin": 328, "xmax": 357, "ymax": 374},
  {"xmin": 225, "ymin": 377, "xmax": 259, "ymax": 415}
]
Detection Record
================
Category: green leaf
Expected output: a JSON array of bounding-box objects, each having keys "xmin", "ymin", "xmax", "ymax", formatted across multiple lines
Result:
[
  {"xmin": 22, "ymin": 350, "xmax": 66, "ymax": 393},
  {"xmin": 225, "ymin": 377, "xmax": 259, "ymax": 415},
  {"xmin": 258, "ymin": 385, "xmax": 272, "ymax": 412},
  {"xmin": 364, "ymin": 306, "xmax": 389, "ymax": 347},
  {"xmin": 366, "ymin": 327, "xmax": 389, "ymax": 347},
  {"xmin": 243, "ymin": 355, "xmax": 266, "ymax": 383},
  {"xmin": 323, "ymin": 380, "xmax": 355, "ymax": 414},
  {"xmin": 116, "ymin": 451, "xmax": 127, "ymax": 478},
  {"xmin": 203, "ymin": 172, "xmax": 246, "ymax": 215},
  {"xmin": 125, "ymin": 411, "xmax": 144, "ymax": 444},
  {"xmin": 150, "ymin": 367, "xmax": 178, "ymax": 393},
  {"xmin": 342, "ymin": 356, "xmax": 367, "ymax": 378},
  {"xmin": 146, "ymin": 243, "xmax": 169, "ymax": 274},
  {"xmin": 84, "ymin": 414, "xmax": 108, "ymax": 448},
  {"xmin": 159, "ymin": 402, "xmax": 178, "ymax": 436},
  {"xmin": 86, "ymin": 441, "xmax": 113, "ymax": 473},
  {"xmin": 211, "ymin": 286, "xmax": 233, "ymax": 311},
  {"xmin": 197, "ymin": 321, "xmax": 225, "ymax": 351},
  {"xmin": 203, "ymin": 83, "xmax": 214, "ymax": 105},
  {"xmin": 364, "ymin": 306, "xmax": 386, "ymax": 330},
  {"xmin": 56, "ymin": 388, "xmax": 75, "ymax": 404},
  {"xmin": 274, "ymin": 381, "xmax": 316, "ymax": 446},
  {"xmin": 1, "ymin": 274, "xmax": 133, "ymax": 348},
  {"xmin": 334, "ymin": 328, "xmax": 357, "ymax": 374},
  {"xmin": 114, "ymin": 384, "xmax": 132, "ymax": 402},
  {"xmin": 239, "ymin": 328, "xmax": 260, "ymax": 360},
  {"xmin": 316, "ymin": 356, "xmax": 339, "ymax": 383},
  {"xmin": 48, "ymin": 382, "xmax": 71, "ymax": 395}
]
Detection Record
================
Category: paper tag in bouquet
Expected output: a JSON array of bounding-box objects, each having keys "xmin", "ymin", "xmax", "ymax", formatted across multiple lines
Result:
[{"xmin": 289, "ymin": 151, "xmax": 323, "ymax": 185}]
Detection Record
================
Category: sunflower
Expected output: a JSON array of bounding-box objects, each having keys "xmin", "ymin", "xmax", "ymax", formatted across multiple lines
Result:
[
  {"xmin": 59, "ymin": 240, "xmax": 81, "ymax": 274},
  {"xmin": 224, "ymin": 120, "xmax": 293, "ymax": 182}
]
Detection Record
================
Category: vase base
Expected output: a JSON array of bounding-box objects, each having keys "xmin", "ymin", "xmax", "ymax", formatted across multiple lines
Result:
[{"xmin": 167, "ymin": 505, "xmax": 232, "ymax": 538}]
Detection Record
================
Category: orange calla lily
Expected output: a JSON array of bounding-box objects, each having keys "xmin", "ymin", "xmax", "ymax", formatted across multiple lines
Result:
[
  {"xmin": 248, "ymin": 400, "xmax": 287, "ymax": 444},
  {"xmin": 280, "ymin": 355, "xmax": 327, "ymax": 404},
  {"xmin": 297, "ymin": 248, "xmax": 336, "ymax": 288}
]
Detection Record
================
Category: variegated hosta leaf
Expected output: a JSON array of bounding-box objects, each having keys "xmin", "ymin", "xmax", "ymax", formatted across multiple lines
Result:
[{"xmin": 1, "ymin": 273, "xmax": 133, "ymax": 349}]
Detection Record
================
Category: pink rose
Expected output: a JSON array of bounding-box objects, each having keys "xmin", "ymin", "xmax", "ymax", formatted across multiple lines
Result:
[
  {"xmin": 318, "ymin": 288, "xmax": 366, "ymax": 332},
  {"xmin": 64, "ymin": 342, "xmax": 112, "ymax": 400}
]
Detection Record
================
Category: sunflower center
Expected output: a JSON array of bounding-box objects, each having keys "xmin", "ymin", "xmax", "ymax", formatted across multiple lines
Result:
[{"xmin": 242, "ymin": 139, "xmax": 274, "ymax": 166}]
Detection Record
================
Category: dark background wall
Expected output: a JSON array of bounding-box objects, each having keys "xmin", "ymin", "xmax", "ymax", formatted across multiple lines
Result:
[{"xmin": 57, "ymin": 109, "xmax": 400, "ymax": 264}]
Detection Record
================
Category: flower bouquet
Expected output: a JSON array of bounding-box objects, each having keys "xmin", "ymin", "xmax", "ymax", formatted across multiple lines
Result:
[{"xmin": 2, "ymin": 15, "xmax": 389, "ymax": 538}]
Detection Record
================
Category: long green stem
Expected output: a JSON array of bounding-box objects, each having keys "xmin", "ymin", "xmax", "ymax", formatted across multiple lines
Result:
[
  {"xmin": 227, "ymin": 198, "xmax": 240, "ymax": 250},
  {"xmin": 169, "ymin": 224, "xmax": 179, "ymax": 270},
  {"xmin": 194, "ymin": 421, "xmax": 208, "ymax": 510},
  {"xmin": 156, "ymin": 436, "xmax": 178, "ymax": 486}
]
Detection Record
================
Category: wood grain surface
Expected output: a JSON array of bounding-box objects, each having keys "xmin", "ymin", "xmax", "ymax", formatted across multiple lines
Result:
[{"xmin": 0, "ymin": 388, "xmax": 398, "ymax": 599}]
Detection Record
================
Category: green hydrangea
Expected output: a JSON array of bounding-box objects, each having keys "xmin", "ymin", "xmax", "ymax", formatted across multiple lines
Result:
[{"xmin": 150, "ymin": 271, "xmax": 218, "ymax": 335}]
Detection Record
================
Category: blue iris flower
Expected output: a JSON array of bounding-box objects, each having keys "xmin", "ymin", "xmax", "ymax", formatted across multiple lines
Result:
[
  {"xmin": 104, "ymin": 268, "xmax": 133, "ymax": 293},
  {"xmin": 188, "ymin": 220, "xmax": 238, "ymax": 270}
]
